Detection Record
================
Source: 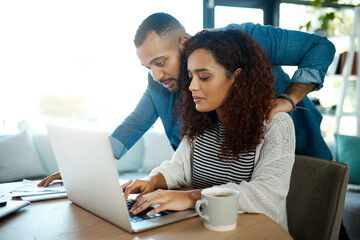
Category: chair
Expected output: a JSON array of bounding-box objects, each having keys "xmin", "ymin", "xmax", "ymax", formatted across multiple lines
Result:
[{"xmin": 287, "ymin": 154, "xmax": 349, "ymax": 240}]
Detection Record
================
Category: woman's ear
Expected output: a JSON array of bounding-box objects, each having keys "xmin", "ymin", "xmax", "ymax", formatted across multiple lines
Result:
[
  {"xmin": 234, "ymin": 68, "xmax": 242, "ymax": 77},
  {"xmin": 233, "ymin": 68, "xmax": 242, "ymax": 87},
  {"xmin": 179, "ymin": 35, "xmax": 191, "ymax": 52}
]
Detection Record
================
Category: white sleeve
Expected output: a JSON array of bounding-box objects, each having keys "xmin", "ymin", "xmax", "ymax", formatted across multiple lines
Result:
[
  {"xmin": 150, "ymin": 138, "xmax": 193, "ymax": 189},
  {"xmin": 213, "ymin": 113, "xmax": 295, "ymax": 223}
]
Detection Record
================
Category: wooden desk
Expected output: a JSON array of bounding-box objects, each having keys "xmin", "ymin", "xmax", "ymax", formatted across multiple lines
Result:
[{"xmin": 0, "ymin": 182, "xmax": 292, "ymax": 240}]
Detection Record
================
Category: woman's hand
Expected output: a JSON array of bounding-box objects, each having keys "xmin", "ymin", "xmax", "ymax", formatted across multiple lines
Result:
[
  {"xmin": 37, "ymin": 172, "xmax": 62, "ymax": 187},
  {"xmin": 130, "ymin": 189, "xmax": 201, "ymax": 216},
  {"xmin": 122, "ymin": 173, "xmax": 168, "ymax": 201},
  {"xmin": 122, "ymin": 178, "xmax": 155, "ymax": 201}
]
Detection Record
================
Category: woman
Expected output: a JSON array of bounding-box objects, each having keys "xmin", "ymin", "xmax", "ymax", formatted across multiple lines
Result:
[{"xmin": 123, "ymin": 29, "xmax": 295, "ymax": 230}]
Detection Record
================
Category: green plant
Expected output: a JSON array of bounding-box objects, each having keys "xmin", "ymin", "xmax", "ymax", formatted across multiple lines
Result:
[
  {"xmin": 299, "ymin": 0, "xmax": 339, "ymax": 33},
  {"xmin": 299, "ymin": 0, "xmax": 359, "ymax": 36}
]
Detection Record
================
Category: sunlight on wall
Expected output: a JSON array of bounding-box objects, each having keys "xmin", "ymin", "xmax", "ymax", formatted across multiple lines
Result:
[{"xmin": 0, "ymin": 0, "xmax": 203, "ymax": 134}]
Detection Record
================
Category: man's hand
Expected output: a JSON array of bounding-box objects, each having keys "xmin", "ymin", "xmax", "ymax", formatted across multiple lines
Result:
[
  {"xmin": 37, "ymin": 172, "xmax": 62, "ymax": 187},
  {"xmin": 266, "ymin": 98, "xmax": 293, "ymax": 123},
  {"xmin": 129, "ymin": 190, "xmax": 201, "ymax": 216},
  {"xmin": 267, "ymin": 82, "xmax": 316, "ymax": 123}
]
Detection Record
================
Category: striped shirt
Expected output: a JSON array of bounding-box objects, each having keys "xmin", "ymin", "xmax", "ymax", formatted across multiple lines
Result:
[{"xmin": 192, "ymin": 122, "xmax": 255, "ymax": 189}]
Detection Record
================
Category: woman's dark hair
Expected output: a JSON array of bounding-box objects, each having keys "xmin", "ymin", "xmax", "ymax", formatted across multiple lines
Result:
[{"xmin": 180, "ymin": 29, "xmax": 275, "ymax": 160}]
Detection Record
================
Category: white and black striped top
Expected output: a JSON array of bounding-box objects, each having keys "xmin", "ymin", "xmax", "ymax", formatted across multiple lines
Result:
[{"xmin": 192, "ymin": 122, "xmax": 255, "ymax": 189}]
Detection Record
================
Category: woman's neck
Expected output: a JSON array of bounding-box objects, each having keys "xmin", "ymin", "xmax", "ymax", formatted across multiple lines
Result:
[{"xmin": 216, "ymin": 109, "xmax": 225, "ymax": 124}]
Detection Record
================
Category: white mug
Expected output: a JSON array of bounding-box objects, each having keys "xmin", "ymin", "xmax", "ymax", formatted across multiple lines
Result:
[{"xmin": 195, "ymin": 187, "xmax": 239, "ymax": 232}]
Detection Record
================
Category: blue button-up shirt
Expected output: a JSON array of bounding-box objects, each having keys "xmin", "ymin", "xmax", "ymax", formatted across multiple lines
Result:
[{"xmin": 110, "ymin": 22, "xmax": 335, "ymax": 160}]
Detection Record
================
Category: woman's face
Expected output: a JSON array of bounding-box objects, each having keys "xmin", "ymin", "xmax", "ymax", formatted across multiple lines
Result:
[{"xmin": 187, "ymin": 49, "xmax": 235, "ymax": 118}]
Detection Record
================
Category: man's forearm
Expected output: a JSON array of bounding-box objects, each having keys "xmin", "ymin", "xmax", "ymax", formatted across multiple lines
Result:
[
  {"xmin": 284, "ymin": 82, "xmax": 317, "ymax": 105},
  {"xmin": 227, "ymin": 23, "xmax": 335, "ymax": 91}
]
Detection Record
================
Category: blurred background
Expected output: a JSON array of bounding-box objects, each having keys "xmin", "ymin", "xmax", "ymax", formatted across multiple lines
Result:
[{"xmin": 0, "ymin": 0, "xmax": 359, "ymax": 142}]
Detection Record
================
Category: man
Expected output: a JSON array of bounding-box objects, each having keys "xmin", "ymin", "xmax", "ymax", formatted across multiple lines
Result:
[
  {"xmin": 39, "ymin": 12, "xmax": 335, "ymax": 187},
  {"xmin": 110, "ymin": 12, "xmax": 334, "ymax": 160}
]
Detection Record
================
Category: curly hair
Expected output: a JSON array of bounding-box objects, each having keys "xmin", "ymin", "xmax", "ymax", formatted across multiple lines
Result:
[{"xmin": 180, "ymin": 29, "xmax": 275, "ymax": 160}]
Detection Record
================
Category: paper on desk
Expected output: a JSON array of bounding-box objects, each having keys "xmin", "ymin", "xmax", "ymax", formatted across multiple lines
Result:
[
  {"xmin": 11, "ymin": 179, "xmax": 67, "ymax": 201},
  {"xmin": 21, "ymin": 192, "xmax": 67, "ymax": 202}
]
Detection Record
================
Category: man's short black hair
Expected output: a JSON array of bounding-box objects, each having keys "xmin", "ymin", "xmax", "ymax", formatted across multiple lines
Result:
[{"xmin": 134, "ymin": 12, "xmax": 185, "ymax": 48}]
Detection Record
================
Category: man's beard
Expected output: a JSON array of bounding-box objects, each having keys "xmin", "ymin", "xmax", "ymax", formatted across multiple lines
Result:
[{"xmin": 158, "ymin": 78, "xmax": 179, "ymax": 93}]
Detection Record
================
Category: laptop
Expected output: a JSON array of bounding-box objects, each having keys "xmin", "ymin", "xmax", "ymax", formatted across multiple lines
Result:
[
  {"xmin": 0, "ymin": 200, "xmax": 30, "ymax": 219},
  {"xmin": 46, "ymin": 124, "xmax": 197, "ymax": 233}
]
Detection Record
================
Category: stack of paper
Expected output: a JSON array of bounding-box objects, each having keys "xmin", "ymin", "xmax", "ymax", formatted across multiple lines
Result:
[{"xmin": 11, "ymin": 179, "xmax": 67, "ymax": 202}]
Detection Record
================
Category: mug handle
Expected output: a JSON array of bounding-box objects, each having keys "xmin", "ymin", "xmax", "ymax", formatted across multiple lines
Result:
[{"xmin": 195, "ymin": 199, "xmax": 209, "ymax": 221}]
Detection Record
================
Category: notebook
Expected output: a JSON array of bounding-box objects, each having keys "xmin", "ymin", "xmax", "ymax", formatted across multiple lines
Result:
[
  {"xmin": 46, "ymin": 124, "xmax": 197, "ymax": 233},
  {"xmin": 0, "ymin": 200, "xmax": 30, "ymax": 219}
]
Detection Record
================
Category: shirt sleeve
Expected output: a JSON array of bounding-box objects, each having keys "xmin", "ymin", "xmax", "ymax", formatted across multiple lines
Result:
[
  {"xmin": 225, "ymin": 23, "xmax": 335, "ymax": 91},
  {"xmin": 212, "ymin": 113, "xmax": 295, "ymax": 226},
  {"xmin": 110, "ymin": 78, "xmax": 159, "ymax": 159},
  {"xmin": 150, "ymin": 138, "xmax": 193, "ymax": 189}
]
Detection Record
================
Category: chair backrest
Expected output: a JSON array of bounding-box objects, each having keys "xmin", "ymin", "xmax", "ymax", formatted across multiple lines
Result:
[{"xmin": 287, "ymin": 154, "xmax": 349, "ymax": 240}]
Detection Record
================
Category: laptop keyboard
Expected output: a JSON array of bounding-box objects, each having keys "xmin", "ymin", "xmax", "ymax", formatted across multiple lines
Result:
[{"xmin": 126, "ymin": 199, "xmax": 171, "ymax": 223}]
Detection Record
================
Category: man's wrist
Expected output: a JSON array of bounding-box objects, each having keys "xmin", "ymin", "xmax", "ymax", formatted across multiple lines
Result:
[{"xmin": 278, "ymin": 93, "xmax": 297, "ymax": 110}]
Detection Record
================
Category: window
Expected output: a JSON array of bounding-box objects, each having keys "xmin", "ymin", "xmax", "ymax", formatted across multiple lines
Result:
[
  {"xmin": 214, "ymin": 6, "xmax": 263, "ymax": 28},
  {"xmin": 203, "ymin": 0, "xmax": 279, "ymax": 28},
  {"xmin": 279, "ymin": 1, "xmax": 359, "ymax": 138},
  {"xmin": 0, "ymin": 0, "xmax": 203, "ymax": 134}
]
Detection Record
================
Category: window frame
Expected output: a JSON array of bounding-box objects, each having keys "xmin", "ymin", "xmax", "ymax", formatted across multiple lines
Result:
[{"xmin": 203, "ymin": 0, "xmax": 356, "ymax": 29}]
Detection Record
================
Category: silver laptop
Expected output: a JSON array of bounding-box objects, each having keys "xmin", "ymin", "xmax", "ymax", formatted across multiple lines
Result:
[
  {"xmin": 0, "ymin": 200, "xmax": 29, "ymax": 219},
  {"xmin": 46, "ymin": 124, "xmax": 197, "ymax": 233}
]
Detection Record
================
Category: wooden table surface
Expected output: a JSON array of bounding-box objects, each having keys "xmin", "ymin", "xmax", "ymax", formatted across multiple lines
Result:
[{"xmin": 0, "ymin": 182, "xmax": 293, "ymax": 240}]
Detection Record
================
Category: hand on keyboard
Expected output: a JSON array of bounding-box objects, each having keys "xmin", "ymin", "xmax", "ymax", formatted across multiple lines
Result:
[{"xmin": 126, "ymin": 199, "xmax": 170, "ymax": 223}]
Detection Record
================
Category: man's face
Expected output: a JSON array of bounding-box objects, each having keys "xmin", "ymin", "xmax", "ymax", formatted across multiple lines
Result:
[{"xmin": 136, "ymin": 31, "xmax": 183, "ymax": 93}]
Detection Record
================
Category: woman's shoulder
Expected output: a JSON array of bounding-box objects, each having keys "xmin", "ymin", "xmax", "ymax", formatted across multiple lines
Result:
[
  {"xmin": 270, "ymin": 112, "xmax": 292, "ymax": 123},
  {"xmin": 257, "ymin": 112, "xmax": 295, "ymax": 155},
  {"xmin": 265, "ymin": 112, "xmax": 295, "ymax": 135}
]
